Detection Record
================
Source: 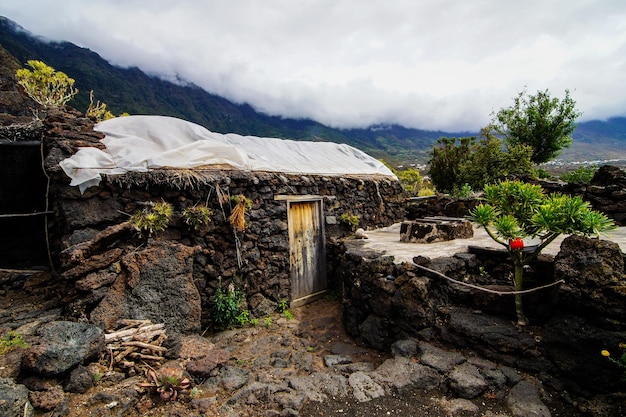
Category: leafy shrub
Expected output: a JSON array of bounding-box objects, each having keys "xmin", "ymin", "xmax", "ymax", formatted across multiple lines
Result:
[
  {"xmin": 451, "ymin": 183, "xmax": 473, "ymax": 198},
  {"xmin": 560, "ymin": 165, "xmax": 598, "ymax": 184},
  {"xmin": 276, "ymin": 299, "xmax": 289, "ymax": 313},
  {"xmin": 417, "ymin": 187, "xmax": 436, "ymax": 197},
  {"xmin": 16, "ymin": 60, "xmax": 78, "ymax": 109},
  {"xmin": 534, "ymin": 168, "xmax": 554, "ymax": 180},
  {"xmin": 86, "ymin": 90, "xmax": 115, "ymax": 122},
  {"xmin": 428, "ymin": 136, "xmax": 471, "ymax": 194},
  {"xmin": 469, "ymin": 179, "xmax": 615, "ymax": 325},
  {"xmin": 212, "ymin": 282, "xmax": 245, "ymax": 330},
  {"xmin": 395, "ymin": 167, "xmax": 422, "ymax": 196},
  {"xmin": 235, "ymin": 310, "xmax": 250, "ymax": 327},
  {"xmin": 339, "ymin": 213, "xmax": 359, "ymax": 230},
  {"xmin": 276, "ymin": 299, "xmax": 294, "ymax": 320}
]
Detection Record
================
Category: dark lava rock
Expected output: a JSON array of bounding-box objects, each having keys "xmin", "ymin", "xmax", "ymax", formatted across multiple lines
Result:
[{"xmin": 22, "ymin": 321, "xmax": 104, "ymax": 376}]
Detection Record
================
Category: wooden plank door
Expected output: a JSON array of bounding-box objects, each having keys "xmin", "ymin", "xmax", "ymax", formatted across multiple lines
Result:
[{"xmin": 288, "ymin": 199, "xmax": 327, "ymax": 302}]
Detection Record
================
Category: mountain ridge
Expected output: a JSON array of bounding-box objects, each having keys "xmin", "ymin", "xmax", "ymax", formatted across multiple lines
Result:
[{"xmin": 1, "ymin": 16, "xmax": 624, "ymax": 166}]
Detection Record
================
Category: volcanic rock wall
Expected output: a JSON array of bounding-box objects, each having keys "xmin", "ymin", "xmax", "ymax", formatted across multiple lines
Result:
[{"xmin": 337, "ymin": 225, "xmax": 626, "ymax": 396}]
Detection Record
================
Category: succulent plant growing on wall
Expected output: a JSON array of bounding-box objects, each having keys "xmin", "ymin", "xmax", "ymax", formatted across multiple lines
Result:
[
  {"xmin": 182, "ymin": 205, "xmax": 213, "ymax": 230},
  {"xmin": 130, "ymin": 202, "xmax": 173, "ymax": 237}
]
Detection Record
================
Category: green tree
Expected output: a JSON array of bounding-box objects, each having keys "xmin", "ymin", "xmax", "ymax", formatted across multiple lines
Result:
[
  {"xmin": 460, "ymin": 129, "xmax": 534, "ymax": 191},
  {"xmin": 428, "ymin": 136, "xmax": 473, "ymax": 194},
  {"xmin": 469, "ymin": 180, "xmax": 615, "ymax": 325},
  {"xmin": 395, "ymin": 167, "xmax": 422, "ymax": 195},
  {"xmin": 15, "ymin": 60, "xmax": 78, "ymax": 109},
  {"xmin": 490, "ymin": 89, "xmax": 582, "ymax": 164},
  {"xmin": 427, "ymin": 131, "xmax": 534, "ymax": 194}
]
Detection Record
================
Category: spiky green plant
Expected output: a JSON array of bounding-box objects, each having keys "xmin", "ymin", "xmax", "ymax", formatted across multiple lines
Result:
[
  {"xmin": 182, "ymin": 205, "xmax": 213, "ymax": 230},
  {"xmin": 130, "ymin": 202, "xmax": 173, "ymax": 237},
  {"xmin": 469, "ymin": 180, "xmax": 615, "ymax": 325}
]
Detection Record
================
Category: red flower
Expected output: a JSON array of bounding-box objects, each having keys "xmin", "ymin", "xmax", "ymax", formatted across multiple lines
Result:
[{"xmin": 509, "ymin": 238, "xmax": 524, "ymax": 251}]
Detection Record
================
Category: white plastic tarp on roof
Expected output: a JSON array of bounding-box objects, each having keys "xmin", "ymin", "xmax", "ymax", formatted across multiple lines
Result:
[{"xmin": 59, "ymin": 115, "xmax": 396, "ymax": 193}]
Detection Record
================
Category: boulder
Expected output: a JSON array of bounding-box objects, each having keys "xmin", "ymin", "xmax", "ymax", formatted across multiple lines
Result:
[
  {"xmin": 418, "ymin": 342, "xmax": 465, "ymax": 372},
  {"xmin": 554, "ymin": 235, "xmax": 626, "ymax": 322},
  {"xmin": 65, "ymin": 365, "xmax": 94, "ymax": 394},
  {"xmin": 542, "ymin": 313, "xmax": 626, "ymax": 394},
  {"xmin": 441, "ymin": 307, "xmax": 536, "ymax": 356},
  {"xmin": 506, "ymin": 380, "xmax": 550, "ymax": 417},
  {"xmin": 348, "ymin": 371, "xmax": 385, "ymax": 402},
  {"xmin": 448, "ymin": 362, "xmax": 488, "ymax": 399},
  {"xmin": 358, "ymin": 314, "xmax": 394, "ymax": 351},
  {"xmin": 21, "ymin": 321, "xmax": 104, "ymax": 376},
  {"xmin": 248, "ymin": 292, "xmax": 276, "ymax": 317},
  {"xmin": 390, "ymin": 339, "xmax": 418, "ymax": 358},
  {"xmin": 0, "ymin": 378, "xmax": 32, "ymax": 417},
  {"xmin": 289, "ymin": 372, "xmax": 349, "ymax": 402},
  {"xmin": 371, "ymin": 357, "xmax": 442, "ymax": 393},
  {"xmin": 28, "ymin": 384, "xmax": 65, "ymax": 411},
  {"xmin": 90, "ymin": 242, "xmax": 201, "ymax": 334},
  {"xmin": 207, "ymin": 365, "xmax": 250, "ymax": 391},
  {"xmin": 591, "ymin": 165, "xmax": 626, "ymax": 188}
]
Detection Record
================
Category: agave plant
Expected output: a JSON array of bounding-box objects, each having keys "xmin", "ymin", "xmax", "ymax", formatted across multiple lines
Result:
[{"xmin": 142, "ymin": 366, "xmax": 191, "ymax": 402}]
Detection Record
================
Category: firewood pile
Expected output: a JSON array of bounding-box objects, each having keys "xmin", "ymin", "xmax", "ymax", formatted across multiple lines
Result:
[{"xmin": 104, "ymin": 319, "xmax": 168, "ymax": 376}]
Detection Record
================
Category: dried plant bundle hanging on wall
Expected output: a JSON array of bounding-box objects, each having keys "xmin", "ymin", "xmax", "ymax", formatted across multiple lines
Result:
[{"xmin": 228, "ymin": 194, "xmax": 249, "ymax": 232}]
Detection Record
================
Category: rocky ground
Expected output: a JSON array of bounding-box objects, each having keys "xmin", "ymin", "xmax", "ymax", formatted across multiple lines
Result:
[{"xmin": 0, "ymin": 270, "xmax": 623, "ymax": 417}]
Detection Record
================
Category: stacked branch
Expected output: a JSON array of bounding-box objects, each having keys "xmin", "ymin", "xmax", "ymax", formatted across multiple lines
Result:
[{"xmin": 104, "ymin": 320, "xmax": 168, "ymax": 375}]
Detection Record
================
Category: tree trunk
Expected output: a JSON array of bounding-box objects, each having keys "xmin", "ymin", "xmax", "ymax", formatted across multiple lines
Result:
[{"xmin": 513, "ymin": 260, "xmax": 528, "ymax": 325}]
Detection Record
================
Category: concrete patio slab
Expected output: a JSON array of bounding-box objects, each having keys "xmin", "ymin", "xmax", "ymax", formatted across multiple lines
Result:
[{"xmin": 345, "ymin": 223, "xmax": 626, "ymax": 264}]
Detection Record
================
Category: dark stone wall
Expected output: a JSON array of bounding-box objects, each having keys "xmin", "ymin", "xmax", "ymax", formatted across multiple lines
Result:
[
  {"xmin": 336, "ymin": 235, "xmax": 626, "ymax": 395},
  {"xmin": 40, "ymin": 110, "xmax": 405, "ymax": 330}
]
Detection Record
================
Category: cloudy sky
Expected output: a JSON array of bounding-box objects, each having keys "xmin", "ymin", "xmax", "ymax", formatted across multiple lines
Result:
[{"xmin": 1, "ymin": 0, "xmax": 625, "ymax": 131}]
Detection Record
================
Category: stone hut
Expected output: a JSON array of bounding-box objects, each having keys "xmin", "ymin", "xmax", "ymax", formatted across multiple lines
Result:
[{"xmin": 3, "ymin": 110, "xmax": 404, "ymax": 334}]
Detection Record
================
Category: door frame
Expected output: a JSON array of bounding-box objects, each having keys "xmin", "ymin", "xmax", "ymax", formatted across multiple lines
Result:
[{"xmin": 275, "ymin": 195, "xmax": 327, "ymax": 306}]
